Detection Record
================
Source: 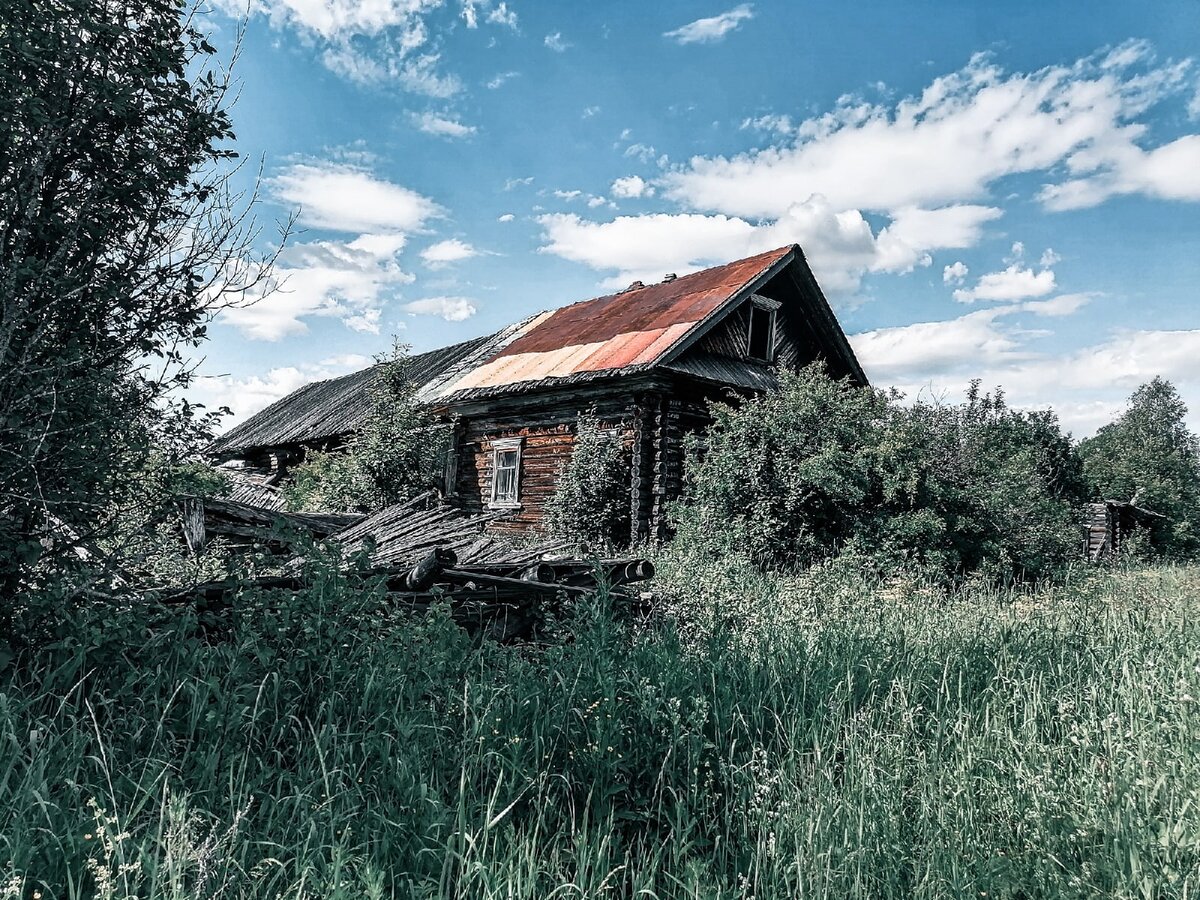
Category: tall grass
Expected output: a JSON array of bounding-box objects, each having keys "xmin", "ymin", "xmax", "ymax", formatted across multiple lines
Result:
[{"xmin": 2, "ymin": 563, "xmax": 1199, "ymax": 898}]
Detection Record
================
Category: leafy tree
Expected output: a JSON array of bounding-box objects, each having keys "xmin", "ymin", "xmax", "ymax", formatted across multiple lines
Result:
[
  {"xmin": 1079, "ymin": 378, "xmax": 1200, "ymax": 558},
  {"xmin": 283, "ymin": 342, "xmax": 451, "ymax": 514},
  {"xmin": 0, "ymin": 0, "xmax": 279, "ymax": 600},
  {"xmin": 674, "ymin": 367, "xmax": 1086, "ymax": 583},
  {"xmin": 544, "ymin": 410, "xmax": 629, "ymax": 552}
]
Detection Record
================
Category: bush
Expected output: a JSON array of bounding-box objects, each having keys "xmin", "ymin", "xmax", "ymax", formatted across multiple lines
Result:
[
  {"xmin": 283, "ymin": 341, "xmax": 450, "ymax": 513},
  {"xmin": 544, "ymin": 410, "xmax": 629, "ymax": 552},
  {"xmin": 673, "ymin": 366, "xmax": 1086, "ymax": 584}
]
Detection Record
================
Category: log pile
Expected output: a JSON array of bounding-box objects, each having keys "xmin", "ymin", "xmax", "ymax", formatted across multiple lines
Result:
[
  {"xmin": 160, "ymin": 546, "xmax": 655, "ymax": 641},
  {"xmin": 170, "ymin": 492, "xmax": 655, "ymax": 640}
]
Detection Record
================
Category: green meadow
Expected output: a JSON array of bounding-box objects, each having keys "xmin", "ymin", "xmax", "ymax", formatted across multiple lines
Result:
[{"xmin": 3, "ymin": 562, "xmax": 1199, "ymax": 899}]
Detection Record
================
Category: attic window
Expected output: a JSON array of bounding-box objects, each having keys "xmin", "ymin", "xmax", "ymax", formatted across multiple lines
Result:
[
  {"xmin": 489, "ymin": 437, "xmax": 523, "ymax": 509},
  {"xmin": 747, "ymin": 300, "xmax": 777, "ymax": 362}
]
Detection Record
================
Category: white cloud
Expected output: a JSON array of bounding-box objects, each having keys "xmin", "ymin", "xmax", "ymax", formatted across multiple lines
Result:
[
  {"xmin": 624, "ymin": 143, "xmax": 657, "ymax": 163},
  {"xmin": 221, "ymin": 233, "xmax": 415, "ymax": 340},
  {"xmin": 943, "ymin": 261, "xmax": 969, "ymax": 284},
  {"xmin": 403, "ymin": 296, "xmax": 478, "ymax": 320},
  {"xmin": 504, "ymin": 176, "xmax": 534, "ymax": 190},
  {"xmin": 544, "ymin": 32, "xmax": 570, "ymax": 52},
  {"xmin": 486, "ymin": 1, "xmax": 517, "ymax": 28},
  {"xmin": 740, "ymin": 113, "xmax": 793, "ymax": 135},
  {"xmin": 662, "ymin": 43, "xmax": 1199, "ymax": 219},
  {"xmin": 1020, "ymin": 292, "xmax": 1094, "ymax": 317},
  {"xmin": 270, "ymin": 162, "xmax": 441, "ymax": 233},
  {"xmin": 486, "ymin": 70, "xmax": 519, "ymax": 89},
  {"xmin": 1189, "ymin": 80, "xmax": 1200, "ymax": 119},
  {"xmin": 420, "ymin": 238, "xmax": 480, "ymax": 265},
  {"xmin": 855, "ymin": 320, "xmax": 1200, "ymax": 435},
  {"xmin": 497, "ymin": 213, "xmax": 515, "ymax": 222},
  {"xmin": 611, "ymin": 175, "xmax": 652, "ymax": 199},
  {"xmin": 664, "ymin": 4, "xmax": 754, "ymax": 44},
  {"xmin": 953, "ymin": 264, "xmax": 1056, "ymax": 303},
  {"xmin": 461, "ymin": 0, "xmax": 477, "ymax": 27},
  {"xmin": 413, "ymin": 111, "xmax": 477, "ymax": 138},
  {"xmin": 538, "ymin": 197, "xmax": 1000, "ymax": 293},
  {"xmin": 582, "ymin": 105, "xmax": 601, "ymax": 118}
]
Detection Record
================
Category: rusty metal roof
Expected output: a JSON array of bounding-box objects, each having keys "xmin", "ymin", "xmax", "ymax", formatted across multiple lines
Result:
[
  {"xmin": 211, "ymin": 245, "xmax": 863, "ymax": 454},
  {"xmin": 428, "ymin": 246, "xmax": 794, "ymax": 400}
]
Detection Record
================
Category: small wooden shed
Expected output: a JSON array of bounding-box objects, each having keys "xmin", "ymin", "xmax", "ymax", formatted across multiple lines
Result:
[{"xmin": 1084, "ymin": 500, "xmax": 1166, "ymax": 561}]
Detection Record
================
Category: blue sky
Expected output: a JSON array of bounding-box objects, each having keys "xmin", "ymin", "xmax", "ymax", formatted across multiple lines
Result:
[{"xmin": 194, "ymin": 0, "xmax": 1200, "ymax": 435}]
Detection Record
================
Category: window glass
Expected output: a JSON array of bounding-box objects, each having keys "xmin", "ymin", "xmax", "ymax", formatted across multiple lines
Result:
[
  {"xmin": 748, "ymin": 305, "xmax": 774, "ymax": 360},
  {"xmin": 492, "ymin": 447, "xmax": 520, "ymax": 504}
]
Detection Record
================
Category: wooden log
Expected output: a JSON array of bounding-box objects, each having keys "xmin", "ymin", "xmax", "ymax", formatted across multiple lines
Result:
[
  {"xmin": 395, "ymin": 547, "xmax": 457, "ymax": 591},
  {"xmin": 441, "ymin": 568, "xmax": 593, "ymax": 595}
]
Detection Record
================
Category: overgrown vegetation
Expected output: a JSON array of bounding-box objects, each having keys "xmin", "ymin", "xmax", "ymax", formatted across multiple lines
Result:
[
  {"xmin": 674, "ymin": 366, "xmax": 1087, "ymax": 584},
  {"xmin": 544, "ymin": 410, "xmax": 629, "ymax": 552},
  {"xmin": 0, "ymin": 0, "xmax": 279, "ymax": 601},
  {"xmin": 4, "ymin": 562, "xmax": 1200, "ymax": 898},
  {"xmin": 283, "ymin": 341, "xmax": 451, "ymax": 514},
  {"xmin": 1080, "ymin": 376, "xmax": 1200, "ymax": 558}
]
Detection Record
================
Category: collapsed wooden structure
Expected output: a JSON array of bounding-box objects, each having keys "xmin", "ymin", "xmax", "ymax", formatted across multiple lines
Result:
[
  {"xmin": 173, "ymin": 491, "xmax": 653, "ymax": 640},
  {"xmin": 1084, "ymin": 500, "xmax": 1166, "ymax": 561}
]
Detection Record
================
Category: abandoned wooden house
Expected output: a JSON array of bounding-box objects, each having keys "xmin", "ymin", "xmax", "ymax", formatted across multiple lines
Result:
[{"xmin": 209, "ymin": 245, "xmax": 867, "ymax": 542}]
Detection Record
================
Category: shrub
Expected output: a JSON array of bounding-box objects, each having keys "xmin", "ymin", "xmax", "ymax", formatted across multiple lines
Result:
[
  {"xmin": 673, "ymin": 366, "xmax": 1085, "ymax": 584},
  {"xmin": 283, "ymin": 341, "xmax": 450, "ymax": 513},
  {"xmin": 544, "ymin": 410, "xmax": 629, "ymax": 552}
]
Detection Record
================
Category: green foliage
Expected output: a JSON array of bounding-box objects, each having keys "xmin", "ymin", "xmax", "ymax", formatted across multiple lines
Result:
[
  {"xmin": 1079, "ymin": 377, "xmax": 1200, "ymax": 558},
  {"xmin": 0, "ymin": 0, "xmax": 276, "ymax": 594},
  {"xmin": 544, "ymin": 410, "xmax": 629, "ymax": 552},
  {"xmin": 283, "ymin": 341, "xmax": 450, "ymax": 513},
  {"xmin": 3, "ymin": 564, "xmax": 1200, "ymax": 897},
  {"xmin": 675, "ymin": 366, "xmax": 1086, "ymax": 583}
]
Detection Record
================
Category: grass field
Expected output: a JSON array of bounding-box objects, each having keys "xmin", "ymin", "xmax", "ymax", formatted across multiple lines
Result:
[{"xmin": 3, "ymin": 562, "xmax": 1199, "ymax": 898}]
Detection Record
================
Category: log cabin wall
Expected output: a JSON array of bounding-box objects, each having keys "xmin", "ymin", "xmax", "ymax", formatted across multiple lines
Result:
[
  {"xmin": 450, "ymin": 390, "xmax": 641, "ymax": 534},
  {"xmin": 447, "ymin": 382, "xmax": 716, "ymax": 540}
]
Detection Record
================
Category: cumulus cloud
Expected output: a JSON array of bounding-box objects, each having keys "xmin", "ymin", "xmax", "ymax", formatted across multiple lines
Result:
[
  {"xmin": 740, "ymin": 113, "xmax": 794, "ymax": 136},
  {"xmin": 497, "ymin": 213, "xmax": 515, "ymax": 222},
  {"xmin": 953, "ymin": 264, "xmax": 1057, "ymax": 303},
  {"xmin": 486, "ymin": 70, "xmax": 519, "ymax": 89},
  {"xmin": 943, "ymin": 261, "xmax": 969, "ymax": 285},
  {"xmin": 486, "ymin": 1, "xmax": 517, "ymax": 28},
  {"xmin": 664, "ymin": 4, "xmax": 754, "ymax": 44},
  {"xmin": 221, "ymin": 233, "xmax": 415, "ymax": 340},
  {"xmin": 413, "ymin": 111, "xmax": 477, "ymax": 138},
  {"xmin": 850, "ymin": 304, "xmax": 1200, "ymax": 435},
  {"xmin": 270, "ymin": 162, "xmax": 441, "ymax": 233},
  {"xmin": 610, "ymin": 175, "xmax": 652, "ymax": 199},
  {"xmin": 402, "ymin": 296, "xmax": 478, "ymax": 320},
  {"xmin": 541, "ymin": 45, "xmax": 1200, "ymax": 296},
  {"xmin": 538, "ymin": 197, "xmax": 998, "ymax": 293},
  {"xmin": 544, "ymin": 32, "xmax": 570, "ymax": 52},
  {"xmin": 662, "ymin": 42, "xmax": 1199, "ymax": 218},
  {"xmin": 420, "ymin": 238, "xmax": 480, "ymax": 265}
]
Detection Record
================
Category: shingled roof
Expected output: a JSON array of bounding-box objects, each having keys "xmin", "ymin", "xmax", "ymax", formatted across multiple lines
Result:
[{"xmin": 211, "ymin": 245, "xmax": 864, "ymax": 457}]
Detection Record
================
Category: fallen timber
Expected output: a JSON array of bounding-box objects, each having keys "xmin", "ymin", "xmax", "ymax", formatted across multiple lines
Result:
[{"xmin": 157, "ymin": 546, "xmax": 655, "ymax": 641}]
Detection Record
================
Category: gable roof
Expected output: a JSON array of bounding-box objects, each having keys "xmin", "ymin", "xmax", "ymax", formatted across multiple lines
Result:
[
  {"xmin": 210, "ymin": 245, "xmax": 864, "ymax": 457},
  {"xmin": 209, "ymin": 333, "xmax": 498, "ymax": 457}
]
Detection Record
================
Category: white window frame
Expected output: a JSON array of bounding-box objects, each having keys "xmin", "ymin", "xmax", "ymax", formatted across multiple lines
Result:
[
  {"xmin": 747, "ymin": 294, "xmax": 781, "ymax": 363},
  {"xmin": 488, "ymin": 437, "xmax": 523, "ymax": 509}
]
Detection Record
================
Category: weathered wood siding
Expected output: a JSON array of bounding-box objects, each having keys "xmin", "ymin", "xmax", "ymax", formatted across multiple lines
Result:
[
  {"xmin": 692, "ymin": 292, "xmax": 810, "ymax": 375},
  {"xmin": 449, "ymin": 385, "xmax": 714, "ymax": 540},
  {"xmin": 451, "ymin": 394, "xmax": 638, "ymax": 533}
]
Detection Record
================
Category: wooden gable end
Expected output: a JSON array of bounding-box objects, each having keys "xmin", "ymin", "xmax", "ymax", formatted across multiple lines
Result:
[{"xmin": 670, "ymin": 254, "xmax": 866, "ymax": 385}]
